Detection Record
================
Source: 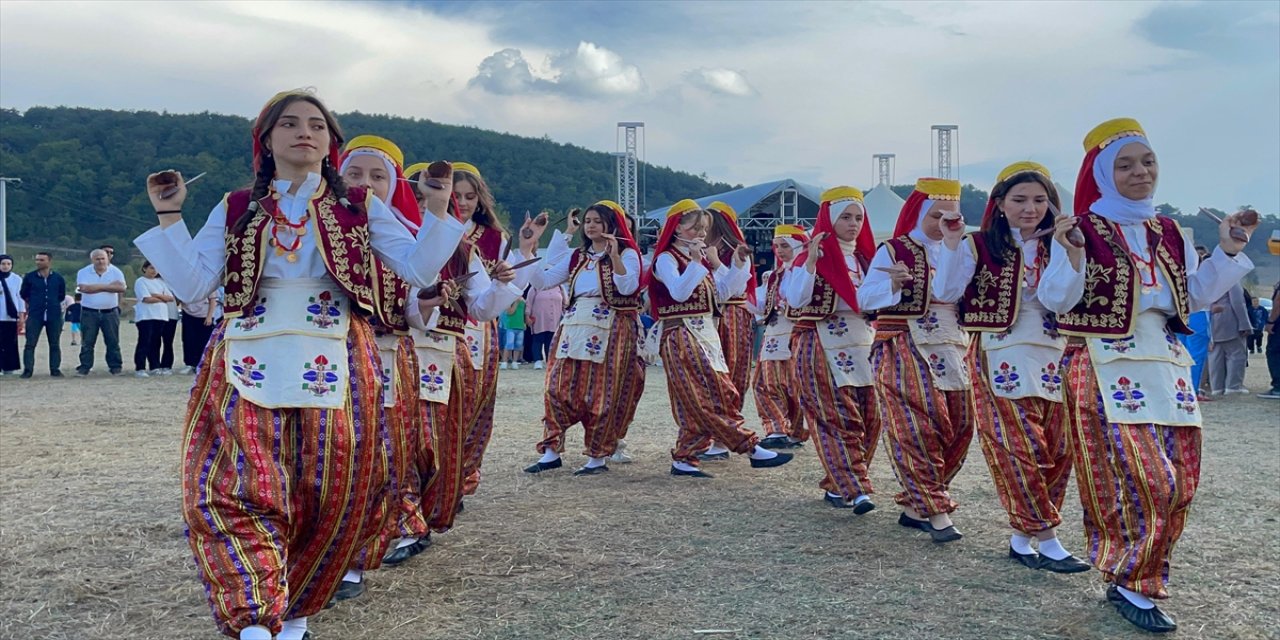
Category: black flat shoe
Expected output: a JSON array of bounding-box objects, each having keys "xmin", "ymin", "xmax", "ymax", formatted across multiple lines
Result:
[
  {"xmin": 697, "ymin": 451, "xmax": 730, "ymax": 461},
  {"xmin": 671, "ymin": 466, "xmax": 714, "ymax": 478},
  {"xmin": 759, "ymin": 436, "xmax": 791, "ymax": 450},
  {"xmin": 1009, "ymin": 546, "xmax": 1040, "ymax": 569},
  {"xmin": 524, "ymin": 458, "xmax": 563, "ymax": 474},
  {"xmin": 1107, "ymin": 585, "xmax": 1177, "ymax": 633},
  {"xmin": 930, "ymin": 525, "xmax": 963, "ymax": 543},
  {"xmin": 49, "ymin": 370, "xmax": 63, "ymax": 377},
  {"xmin": 412, "ymin": 534, "xmax": 433, "ymax": 554},
  {"xmin": 1039, "ymin": 554, "xmax": 1091, "ymax": 574},
  {"xmin": 573, "ymin": 465, "xmax": 610, "ymax": 476},
  {"xmin": 897, "ymin": 512, "xmax": 932, "ymax": 532},
  {"xmin": 749, "ymin": 452, "xmax": 794, "ymax": 468},
  {"xmin": 824, "ymin": 493, "xmax": 856, "ymax": 508},
  {"xmin": 334, "ymin": 579, "xmax": 365, "ymax": 601},
  {"xmin": 382, "ymin": 543, "xmax": 419, "ymax": 567},
  {"xmin": 301, "ymin": 632, "xmax": 313, "ymax": 640},
  {"xmin": 852, "ymin": 498, "xmax": 876, "ymax": 515}
]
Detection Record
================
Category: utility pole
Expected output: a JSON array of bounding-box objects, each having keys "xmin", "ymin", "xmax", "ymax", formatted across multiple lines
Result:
[{"xmin": 0, "ymin": 177, "xmax": 21, "ymax": 255}]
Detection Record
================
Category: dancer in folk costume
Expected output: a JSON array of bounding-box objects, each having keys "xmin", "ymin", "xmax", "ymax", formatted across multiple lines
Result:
[
  {"xmin": 402, "ymin": 162, "xmax": 521, "ymax": 538},
  {"xmin": 451, "ymin": 162, "xmax": 533, "ymax": 497},
  {"xmin": 518, "ymin": 201, "xmax": 646, "ymax": 476},
  {"xmin": 858, "ymin": 177, "xmax": 973, "ymax": 543},
  {"xmin": 1039, "ymin": 118, "xmax": 1256, "ymax": 632},
  {"xmin": 649, "ymin": 199, "xmax": 793, "ymax": 478},
  {"xmin": 748, "ymin": 223, "xmax": 810, "ymax": 449},
  {"xmin": 784, "ymin": 187, "xmax": 881, "ymax": 512},
  {"xmin": 934, "ymin": 162, "xmax": 1089, "ymax": 573},
  {"xmin": 134, "ymin": 90, "xmax": 463, "ymax": 640}
]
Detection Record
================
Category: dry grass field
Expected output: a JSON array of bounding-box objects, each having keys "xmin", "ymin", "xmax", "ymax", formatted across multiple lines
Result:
[{"xmin": 2, "ymin": 327, "xmax": 1278, "ymax": 640}]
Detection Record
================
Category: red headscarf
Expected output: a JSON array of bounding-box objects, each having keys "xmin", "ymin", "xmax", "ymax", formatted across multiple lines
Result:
[
  {"xmin": 650, "ymin": 199, "xmax": 707, "ymax": 316},
  {"xmin": 706, "ymin": 201, "xmax": 757, "ymax": 305},
  {"xmin": 339, "ymin": 135, "xmax": 423, "ymax": 232},
  {"xmin": 592, "ymin": 199, "xmax": 647, "ymax": 287},
  {"xmin": 251, "ymin": 90, "xmax": 342, "ymax": 175},
  {"xmin": 891, "ymin": 177, "xmax": 962, "ymax": 238},
  {"xmin": 794, "ymin": 187, "xmax": 874, "ymax": 310}
]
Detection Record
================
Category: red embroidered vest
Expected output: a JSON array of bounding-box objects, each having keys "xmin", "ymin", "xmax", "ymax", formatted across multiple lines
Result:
[
  {"xmin": 433, "ymin": 249, "xmax": 474, "ymax": 338},
  {"xmin": 959, "ymin": 233, "xmax": 1023, "ymax": 332},
  {"xmin": 650, "ymin": 249, "xmax": 717, "ymax": 320},
  {"xmin": 567, "ymin": 248, "xmax": 642, "ymax": 312},
  {"xmin": 1056, "ymin": 213, "xmax": 1191, "ymax": 337},
  {"xmin": 222, "ymin": 186, "xmax": 384, "ymax": 320},
  {"xmin": 762, "ymin": 268, "xmax": 786, "ymax": 321},
  {"xmin": 370, "ymin": 259, "xmax": 411, "ymax": 333},
  {"xmin": 467, "ymin": 223, "xmax": 505, "ymax": 268},
  {"xmin": 875, "ymin": 237, "xmax": 931, "ymax": 320}
]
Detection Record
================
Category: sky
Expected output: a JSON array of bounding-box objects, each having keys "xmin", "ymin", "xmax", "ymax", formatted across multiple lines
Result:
[{"xmin": 1, "ymin": 0, "xmax": 1278, "ymax": 213}]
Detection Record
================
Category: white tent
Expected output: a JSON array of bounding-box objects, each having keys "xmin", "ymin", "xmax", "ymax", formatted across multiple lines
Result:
[{"xmin": 863, "ymin": 183, "xmax": 907, "ymax": 240}]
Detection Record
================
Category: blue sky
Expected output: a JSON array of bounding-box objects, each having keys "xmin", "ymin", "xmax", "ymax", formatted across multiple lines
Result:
[{"xmin": 1, "ymin": 0, "xmax": 1277, "ymax": 212}]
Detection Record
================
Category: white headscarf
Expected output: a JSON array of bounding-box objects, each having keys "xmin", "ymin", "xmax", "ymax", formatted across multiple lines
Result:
[
  {"xmin": 908, "ymin": 199, "xmax": 936, "ymax": 245},
  {"xmin": 1090, "ymin": 135, "xmax": 1156, "ymax": 225},
  {"xmin": 340, "ymin": 149, "xmax": 420, "ymax": 232},
  {"xmin": 828, "ymin": 199, "xmax": 863, "ymax": 254}
]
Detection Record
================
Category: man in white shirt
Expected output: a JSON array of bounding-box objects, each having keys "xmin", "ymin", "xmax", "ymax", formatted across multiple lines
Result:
[{"xmin": 75, "ymin": 249, "xmax": 126, "ymax": 375}]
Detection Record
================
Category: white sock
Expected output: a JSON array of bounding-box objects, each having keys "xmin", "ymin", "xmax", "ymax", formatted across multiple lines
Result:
[
  {"xmin": 538, "ymin": 450, "xmax": 560, "ymax": 464},
  {"xmin": 584, "ymin": 456, "xmax": 606, "ymax": 469},
  {"xmin": 616, "ymin": 439, "xmax": 628, "ymax": 451},
  {"xmin": 749, "ymin": 446, "xmax": 778, "ymax": 460},
  {"xmin": 239, "ymin": 625, "xmax": 272, "ymax": 640},
  {"xmin": 342, "ymin": 569, "xmax": 363, "ymax": 584},
  {"xmin": 1038, "ymin": 537, "xmax": 1071, "ymax": 561},
  {"xmin": 787, "ymin": 436, "xmax": 803, "ymax": 443},
  {"xmin": 673, "ymin": 462, "xmax": 700, "ymax": 473},
  {"xmin": 395, "ymin": 537, "xmax": 418, "ymax": 550},
  {"xmin": 826, "ymin": 491, "xmax": 843, "ymax": 499},
  {"xmin": 1010, "ymin": 532, "xmax": 1035, "ymax": 555},
  {"xmin": 766, "ymin": 432, "xmax": 786, "ymax": 438},
  {"xmin": 1117, "ymin": 585, "xmax": 1155, "ymax": 609},
  {"xmin": 278, "ymin": 617, "xmax": 309, "ymax": 640},
  {"xmin": 705, "ymin": 444, "xmax": 730, "ymax": 455},
  {"xmin": 854, "ymin": 495, "xmax": 871, "ymax": 504}
]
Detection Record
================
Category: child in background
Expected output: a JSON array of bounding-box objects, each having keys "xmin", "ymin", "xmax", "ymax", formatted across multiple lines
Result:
[
  {"xmin": 66, "ymin": 294, "xmax": 82, "ymax": 346},
  {"xmin": 501, "ymin": 298, "xmax": 527, "ymax": 369}
]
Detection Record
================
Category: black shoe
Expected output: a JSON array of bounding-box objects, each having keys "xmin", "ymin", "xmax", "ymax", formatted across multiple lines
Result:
[
  {"xmin": 524, "ymin": 458, "xmax": 563, "ymax": 474},
  {"xmin": 1009, "ymin": 546, "xmax": 1040, "ymax": 569},
  {"xmin": 824, "ymin": 493, "xmax": 857, "ymax": 509},
  {"xmin": 897, "ymin": 512, "xmax": 932, "ymax": 532},
  {"xmin": 109, "ymin": 369, "xmax": 122, "ymax": 375},
  {"xmin": 573, "ymin": 465, "xmax": 610, "ymax": 476},
  {"xmin": 334, "ymin": 579, "xmax": 365, "ymax": 601},
  {"xmin": 759, "ymin": 436, "xmax": 791, "ymax": 450},
  {"xmin": 75, "ymin": 369, "xmax": 90, "ymax": 377},
  {"xmin": 670, "ymin": 466, "xmax": 714, "ymax": 478},
  {"xmin": 749, "ymin": 452, "xmax": 793, "ymax": 468},
  {"xmin": 50, "ymin": 370, "xmax": 63, "ymax": 377},
  {"xmin": 852, "ymin": 498, "xmax": 876, "ymax": 515},
  {"xmin": 1107, "ymin": 585, "xmax": 1177, "ymax": 633},
  {"xmin": 697, "ymin": 451, "xmax": 730, "ymax": 461},
  {"xmin": 412, "ymin": 534, "xmax": 433, "ymax": 553},
  {"xmin": 20, "ymin": 371, "xmax": 32, "ymax": 379},
  {"xmin": 301, "ymin": 632, "xmax": 313, "ymax": 640},
  {"xmin": 1039, "ymin": 554, "xmax": 1091, "ymax": 574},
  {"xmin": 382, "ymin": 543, "xmax": 419, "ymax": 567},
  {"xmin": 930, "ymin": 525, "xmax": 963, "ymax": 543}
]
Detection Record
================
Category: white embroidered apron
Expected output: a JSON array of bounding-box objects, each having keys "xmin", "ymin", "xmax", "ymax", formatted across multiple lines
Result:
[
  {"xmin": 816, "ymin": 311, "xmax": 875, "ymax": 388},
  {"xmin": 554, "ymin": 296, "xmax": 614, "ymax": 364},
  {"xmin": 978, "ymin": 296, "xmax": 1068, "ymax": 402},
  {"xmin": 759, "ymin": 315, "xmax": 795, "ymax": 361},
  {"xmin": 1086, "ymin": 310, "xmax": 1201, "ymax": 427},
  {"xmin": 412, "ymin": 329, "xmax": 456, "ymax": 404},
  {"xmin": 907, "ymin": 302, "xmax": 972, "ymax": 391}
]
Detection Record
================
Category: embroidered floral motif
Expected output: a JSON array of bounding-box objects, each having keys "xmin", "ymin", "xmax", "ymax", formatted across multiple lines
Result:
[
  {"xmin": 834, "ymin": 351, "xmax": 858, "ymax": 374},
  {"xmin": 687, "ymin": 317, "xmax": 706, "ymax": 331},
  {"xmin": 591, "ymin": 304, "xmax": 611, "ymax": 321},
  {"xmin": 1101, "ymin": 336, "xmax": 1136, "ymax": 354},
  {"xmin": 992, "ymin": 361, "xmax": 1020, "ymax": 393},
  {"xmin": 565, "ymin": 304, "xmax": 577, "ymax": 317},
  {"xmin": 1165, "ymin": 332, "xmax": 1186, "ymax": 359},
  {"xmin": 915, "ymin": 311, "xmax": 939, "ymax": 333},
  {"xmin": 306, "ymin": 291, "xmax": 342, "ymax": 329},
  {"xmin": 421, "ymin": 363, "xmax": 446, "ymax": 394},
  {"xmin": 1041, "ymin": 313, "xmax": 1060, "ymax": 339},
  {"xmin": 1173, "ymin": 377, "xmax": 1197, "ymax": 414},
  {"xmin": 381, "ymin": 365, "xmax": 393, "ymax": 394},
  {"xmin": 302, "ymin": 355, "xmax": 340, "ymax": 397},
  {"xmin": 927, "ymin": 353, "xmax": 947, "ymax": 377},
  {"xmin": 1110, "ymin": 376, "xmax": 1146, "ymax": 413},
  {"xmin": 584, "ymin": 335, "xmax": 603, "ymax": 357},
  {"xmin": 235, "ymin": 298, "xmax": 267, "ymax": 332},
  {"xmin": 466, "ymin": 335, "xmax": 481, "ymax": 359},
  {"xmin": 991, "ymin": 327, "xmax": 1012, "ymax": 342},
  {"xmin": 231, "ymin": 356, "xmax": 265, "ymax": 388},
  {"xmin": 1040, "ymin": 362, "xmax": 1062, "ymax": 394},
  {"xmin": 824, "ymin": 316, "xmax": 850, "ymax": 337},
  {"xmin": 764, "ymin": 337, "xmax": 781, "ymax": 354}
]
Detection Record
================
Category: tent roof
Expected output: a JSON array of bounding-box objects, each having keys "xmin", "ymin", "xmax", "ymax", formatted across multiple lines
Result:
[
  {"xmin": 643, "ymin": 178, "xmax": 825, "ymax": 222},
  {"xmin": 863, "ymin": 183, "xmax": 907, "ymax": 240}
]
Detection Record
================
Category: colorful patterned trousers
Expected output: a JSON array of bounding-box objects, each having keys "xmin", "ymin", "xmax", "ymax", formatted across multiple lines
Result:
[
  {"xmin": 792, "ymin": 327, "xmax": 878, "ymax": 499},
  {"xmin": 662, "ymin": 321, "xmax": 760, "ymax": 465}
]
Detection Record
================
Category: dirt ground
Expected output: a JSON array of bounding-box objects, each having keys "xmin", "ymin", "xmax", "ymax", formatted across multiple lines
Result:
[{"xmin": 1, "ymin": 326, "xmax": 1278, "ymax": 640}]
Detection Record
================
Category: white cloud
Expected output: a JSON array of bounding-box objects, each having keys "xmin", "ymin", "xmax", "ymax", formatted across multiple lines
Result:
[
  {"xmin": 685, "ymin": 68, "xmax": 755, "ymax": 97},
  {"xmin": 468, "ymin": 41, "xmax": 645, "ymax": 98}
]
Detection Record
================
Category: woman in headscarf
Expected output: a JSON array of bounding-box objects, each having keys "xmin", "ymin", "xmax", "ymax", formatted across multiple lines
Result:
[
  {"xmin": 933, "ymin": 162, "xmax": 1088, "ymax": 573},
  {"xmin": 134, "ymin": 90, "xmax": 464, "ymax": 640},
  {"xmin": 783, "ymin": 187, "xmax": 880, "ymax": 512},
  {"xmin": 1038, "ymin": 118, "xmax": 1256, "ymax": 632},
  {"xmin": 748, "ymin": 224, "xmax": 810, "ymax": 449},
  {"xmin": 858, "ymin": 177, "xmax": 973, "ymax": 544},
  {"xmin": 649, "ymin": 199, "xmax": 792, "ymax": 478},
  {"xmin": 518, "ymin": 201, "xmax": 645, "ymax": 475}
]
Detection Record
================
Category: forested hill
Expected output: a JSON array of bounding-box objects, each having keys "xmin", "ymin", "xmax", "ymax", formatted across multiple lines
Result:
[{"xmin": 0, "ymin": 106, "xmax": 735, "ymax": 251}]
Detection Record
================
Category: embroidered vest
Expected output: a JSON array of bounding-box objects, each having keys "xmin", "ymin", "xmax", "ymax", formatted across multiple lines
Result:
[
  {"xmin": 432, "ymin": 250, "xmax": 474, "ymax": 338},
  {"xmin": 959, "ymin": 233, "xmax": 1022, "ymax": 332},
  {"xmin": 1056, "ymin": 213, "xmax": 1191, "ymax": 337},
  {"xmin": 370, "ymin": 259, "xmax": 411, "ymax": 333},
  {"xmin": 567, "ymin": 248, "xmax": 642, "ymax": 312},
  {"xmin": 467, "ymin": 223, "xmax": 505, "ymax": 269},
  {"xmin": 875, "ymin": 237, "xmax": 931, "ymax": 320},
  {"xmin": 650, "ymin": 248, "xmax": 717, "ymax": 320},
  {"xmin": 222, "ymin": 186, "xmax": 378, "ymax": 319},
  {"xmin": 762, "ymin": 268, "xmax": 786, "ymax": 324}
]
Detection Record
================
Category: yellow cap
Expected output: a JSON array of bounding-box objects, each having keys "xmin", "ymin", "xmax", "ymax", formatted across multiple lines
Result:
[
  {"xmin": 707, "ymin": 201, "xmax": 738, "ymax": 221},
  {"xmin": 1083, "ymin": 118, "xmax": 1146, "ymax": 152},
  {"xmin": 996, "ymin": 161, "xmax": 1051, "ymax": 184},
  {"xmin": 820, "ymin": 186, "xmax": 865, "ymax": 204},
  {"xmin": 914, "ymin": 178, "xmax": 961, "ymax": 201},
  {"xmin": 452, "ymin": 161, "xmax": 482, "ymax": 179},
  {"xmin": 774, "ymin": 223, "xmax": 806, "ymax": 238},
  {"xmin": 404, "ymin": 162, "xmax": 430, "ymax": 178},
  {"xmin": 667, "ymin": 198, "xmax": 701, "ymax": 219},
  {"xmin": 344, "ymin": 135, "xmax": 404, "ymax": 168},
  {"xmin": 262, "ymin": 88, "xmax": 314, "ymax": 110},
  {"xmin": 594, "ymin": 199, "xmax": 626, "ymax": 217}
]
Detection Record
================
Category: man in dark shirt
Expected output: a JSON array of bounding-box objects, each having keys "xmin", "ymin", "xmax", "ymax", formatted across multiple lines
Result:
[{"xmin": 19, "ymin": 251, "xmax": 67, "ymax": 377}]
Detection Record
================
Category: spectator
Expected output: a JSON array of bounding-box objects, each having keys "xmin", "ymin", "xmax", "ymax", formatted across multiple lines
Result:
[
  {"xmin": 66, "ymin": 294, "xmax": 82, "ymax": 346},
  {"xmin": 76, "ymin": 248, "xmax": 126, "ymax": 376},
  {"xmin": 1261, "ymin": 280, "xmax": 1280, "ymax": 400},
  {"xmin": 1247, "ymin": 294, "xmax": 1268, "ymax": 354},
  {"xmin": 1180, "ymin": 245, "xmax": 1212, "ymax": 396},
  {"xmin": 132, "ymin": 261, "xmax": 174, "ymax": 377},
  {"xmin": 156, "ymin": 273, "xmax": 180, "ymax": 375},
  {"xmin": 500, "ymin": 298, "xmax": 527, "ymax": 369},
  {"xmin": 1208, "ymin": 282, "xmax": 1252, "ymax": 395},
  {"xmin": 525, "ymin": 284, "xmax": 566, "ymax": 369},
  {"xmin": 0, "ymin": 254, "xmax": 24, "ymax": 375},
  {"xmin": 177, "ymin": 289, "xmax": 220, "ymax": 375},
  {"xmin": 19, "ymin": 251, "xmax": 68, "ymax": 377}
]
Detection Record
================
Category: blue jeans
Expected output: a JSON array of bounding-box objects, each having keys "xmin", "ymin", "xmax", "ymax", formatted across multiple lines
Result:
[{"xmin": 23, "ymin": 312, "xmax": 63, "ymax": 373}]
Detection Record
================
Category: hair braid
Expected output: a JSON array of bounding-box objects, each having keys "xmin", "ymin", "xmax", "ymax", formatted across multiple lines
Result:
[
  {"xmin": 320, "ymin": 157, "xmax": 359, "ymax": 211},
  {"xmin": 233, "ymin": 154, "xmax": 277, "ymax": 235}
]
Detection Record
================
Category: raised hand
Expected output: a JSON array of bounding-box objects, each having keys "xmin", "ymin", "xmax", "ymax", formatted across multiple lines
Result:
[
  {"xmin": 1220, "ymin": 208, "xmax": 1260, "ymax": 255},
  {"xmin": 565, "ymin": 208, "xmax": 581, "ymax": 235},
  {"xmin": 418, "ymin": 169, "xmax": 453, "ymax": 219},
  {"xmin": 734, "ymin": 243, "xmax": 752, "ymax": 267},
  {"xmin": 941, "ymin": 211, "xmax": 965, "ymax": 248},
  {"xmin": 804, "ymin": 232, "xmax": 827, "ymax": 271},
  {"xmin": 147, "ymin": 171, "xmax": 186, "ymax": 212}
]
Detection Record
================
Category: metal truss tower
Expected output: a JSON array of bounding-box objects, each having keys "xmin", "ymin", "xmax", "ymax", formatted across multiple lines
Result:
[
  {"xmin": 615, "ymin": 122, "xmax": 644, "ymax": 225},
  {"xmin": 931, "ymin": 125, "xmax": 959, "ymax": 180},
  {"xmin": 873, "ymin": 153, "xmax": 895, "ymax": 186}
]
